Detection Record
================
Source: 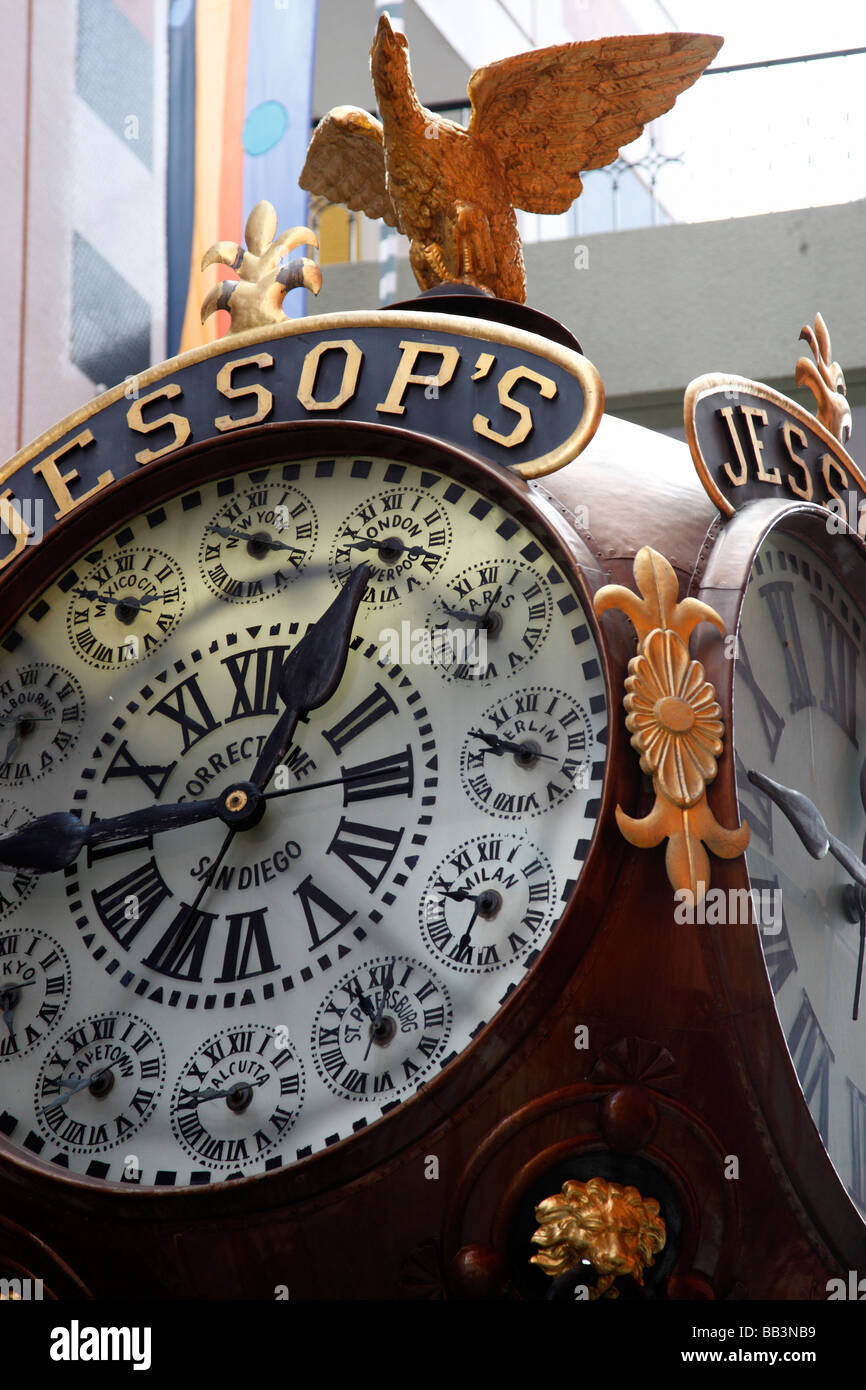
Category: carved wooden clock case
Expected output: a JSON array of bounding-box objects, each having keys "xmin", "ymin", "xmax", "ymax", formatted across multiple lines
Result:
[{"xmin": 0, "ymin": 290, "xmax": 863, "ymax": 1300}]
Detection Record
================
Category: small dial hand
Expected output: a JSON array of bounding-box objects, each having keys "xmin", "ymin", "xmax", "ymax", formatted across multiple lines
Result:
[
  {"xmin": 0, "ymin": 981, "xmax": 33, "ymax": 1040},
  {"xmin": 0, "ymin": 984, "xmax": 31, "ymax": 1039},
  {"xmin": 71, "ymin": 585, "xmax": 163, "ymax": 610},
  {"xmin": 439, "ymin": 602, "xmax": 478, "ymax": 624},
  {"xmin": 467, "ymin": 728, "xmax": 557, "ymax": 762},
  {"xmin": 455, "ymin": 901, "xmax": 481, "ymax": 957},
  {"xmin": 363, "ymin": 960, "xmax": 395, "ymax": 1062},
  {"xmin": 0, "ymin": 715, "xmax": 54, "ymax": 726},
  {"xmin": 42, "ymin": 1064, "xmax": 114, "ymax": 1110},
  {"xmin": 206, "ymin": 523, "xmax": 304, "ymax": 556},
  {"xmin": 436, "ymin": 887, "xmax": 476, "ymax": 903},
  {"xmin": 349, "ymin": 978, "xmax": 378, "ymax": 1023},
  {"xmin": 340, "ymin": 532, "xmax": 438, "ymax": 563},
  {"xmin": 176, "ymin": 1076, "xmax": 267, "ymax": 1108}
]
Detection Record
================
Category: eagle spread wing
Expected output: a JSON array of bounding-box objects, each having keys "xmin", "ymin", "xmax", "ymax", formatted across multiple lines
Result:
[
  {"xmin": 299, "ymin": 105, "xmax": 401, "ymax": 230},
  {"xmin": 468, "ymin": 33, "xmax": 722, "ymax": 214}
]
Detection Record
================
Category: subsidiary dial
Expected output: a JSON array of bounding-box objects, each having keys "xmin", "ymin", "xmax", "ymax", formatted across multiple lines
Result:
[
  {"xmin": 419, "ymin": 833, "xmax": 557, "ymax": 971},
  {"xmin": 66, "ymin": 548, "xmax": 186, "ymax": 668},
  {"xmin": 34, "ymin": 1011, "xmax": 165, "ymax": 1159},
  {"xmin": 425, "ymin": 558, "xmax": 553, "ymax": 681},
  {"xmin": 0, "ymin": 664, "xmax": 85, "ymax": 785},
  {"xmin": 460, "ymin": 686, "xmax": 595, "ymax": 818},
  {"xmin": 331, "ymin": 486, "xmax": 452, "ymax": 605},
  {"xmin": 199, "ymin": 477, "xmax": 318, "ymax": 601},
  {"xmin": 312, "ymin": 955, "xmax": 452, "ymax": 1103},
  {"xmin": 0, "ymin": 927, "xmax": 71, "ymax": 1060},
  {"xmin": 170, "ymin": 1023, "xmax": 305, "ymax": 1175}
]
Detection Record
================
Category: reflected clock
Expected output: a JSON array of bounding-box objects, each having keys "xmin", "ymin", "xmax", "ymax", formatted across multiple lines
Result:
[{"xmin": 702, "ymin": 507, "xmax": 866, "ymax": 1251}]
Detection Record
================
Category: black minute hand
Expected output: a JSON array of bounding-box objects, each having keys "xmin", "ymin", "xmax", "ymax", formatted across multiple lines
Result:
[
  {"xmin": 0, "ymin": 567, "xmax": 372, "ymax": 877},
  {"xmin": 248, "ymin": 563, "xmax": 371, "ymax": 790},
  {"xmin": 747, "ymin": 770, "xmax": 866, "ymax": 889},
  {"xmin": 748, "ymin": 768, "xmax": 866, "ymax": 1022}
]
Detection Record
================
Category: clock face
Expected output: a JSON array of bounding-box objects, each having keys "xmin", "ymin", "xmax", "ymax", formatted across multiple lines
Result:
[
  {"xmin": 734, "ymin": 528, "xmax": 866, "ymax": 1219},
  {"xmin": 0, "ymin": 447, "xmax": 608, "ymax": 1187}
]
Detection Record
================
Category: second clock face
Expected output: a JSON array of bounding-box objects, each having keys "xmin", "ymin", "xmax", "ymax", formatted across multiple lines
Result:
[
  {"xmin": 734, "ymin": 528, "xmax": 866, "ymax": 1219},
  {"xmin": 0, "ymin": 449, "xmax": 608, "ymax": 1186}
]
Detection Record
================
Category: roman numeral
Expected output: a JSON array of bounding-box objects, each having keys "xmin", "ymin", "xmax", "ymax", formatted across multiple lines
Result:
[
  {"xmin": 129, "ymin": 1087, "xmax": 154, "ymax": 1117},
  {"xmin": 735, "ymin": 634, "xmax": 785, "ymax": 761},
  {"xmin": 735, "ymin": 751, "xmax": 773, "ymax": 851},
  {"xmin": 103, "ymin": 740, "xmax": 176, "ymax": 799},
  {"xmin": 812, "ymin": 599, "xmax": 858, "ymax": 745},
  {"xmin": 847, "ymin": 1077, "xmax": 866, "ymax": 1210},
  {"xmin": 216, "ymin": 909, "xmax": 278, "ymax": 982},
  {"xmin": 222, "ymin": 645, "xmax": 288, "ymax": 721},
  {"xmin": 142, "ymin": 905, "xmax": 217, "ymax": 981},
  {"xmin": 752, "ymin": 875, "xmax": 797, "ymax": 995},
  {"xmin": 150, "ymin": 675, "xmax": 219, "ymax": 752},
  {"xmin": 341, "ymin": 746, "xmax": 414, "ymax": 803},
  {"xmin": 760, "ymin": 581, "xmax": 815, "ymax": 714},
  {"xmin": 293, "ymin": 876, "xmax": 356, "ymax": 950},
  {"xmin": 327, "ymin": 819, "xmax": 403, "ymax": 890},
  {"xmin": 208, "ymin": 563, "xmax": 242, "ymax": 595},
  {"xmin": 92, "ymin": 859, "xmax": 172, "ymax": 946},
  {"xmin": 787, "ymin": 990, "xmax": 834, "ymax": 1144},
  {"xmin": 322, "ymin": 684, "xmax": 397, "ymax": 754}
]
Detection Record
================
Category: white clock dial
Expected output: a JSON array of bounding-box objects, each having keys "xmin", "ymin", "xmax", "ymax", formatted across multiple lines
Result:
[
  {"xmin": 735, "ymin": 530, "xmax": 866, "ymax": 1218},
  {"xmin": 0, "ymin": 451, "xmax": 608, "ymax": 1185},
  {"xmin": 198, "ymin": 476, "xmax": 318, "ymax": 601}
]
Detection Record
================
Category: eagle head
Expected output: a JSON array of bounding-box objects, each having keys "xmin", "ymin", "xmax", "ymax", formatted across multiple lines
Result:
[{"xmin": 371, "ymin": 11, "xmax": 409, "ymax": 72}]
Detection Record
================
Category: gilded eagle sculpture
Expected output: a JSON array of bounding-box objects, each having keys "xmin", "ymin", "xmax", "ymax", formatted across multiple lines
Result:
[{"xmin": 300, "ymin": 15, "xmax": 722, "ymax": 303}]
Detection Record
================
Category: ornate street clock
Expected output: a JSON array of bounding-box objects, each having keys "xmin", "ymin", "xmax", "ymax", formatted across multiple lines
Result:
[
  {"xmin": 0, "ymin": 424, "xmax": 611, "ymax": 1188},
  {"xmin": 0, "ymin": 6, "xmax": 861, "ymax": 1296}
]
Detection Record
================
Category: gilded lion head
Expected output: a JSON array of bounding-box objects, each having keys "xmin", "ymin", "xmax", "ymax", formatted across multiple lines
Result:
[{"xmin": 530, "ymin": 1176, "xmax": 666, "ymax": 1297}]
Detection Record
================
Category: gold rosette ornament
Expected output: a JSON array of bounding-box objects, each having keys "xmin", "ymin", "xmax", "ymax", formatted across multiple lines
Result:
[
  {"xmin": 626, "ymin": 629, "xmax": 723, "ymax": 806},
  {"xmin": 594, "ymin": 548, "xmax": 749, "ymax": 902}
]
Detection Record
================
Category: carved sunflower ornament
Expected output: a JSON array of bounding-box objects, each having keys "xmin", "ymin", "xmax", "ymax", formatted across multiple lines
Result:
[{"xmin": 594, "ymin": 548, "xmax": 749, "ymax": 902}]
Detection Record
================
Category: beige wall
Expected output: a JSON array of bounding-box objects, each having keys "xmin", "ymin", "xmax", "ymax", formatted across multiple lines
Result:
[{"xmin": 311, "ymin": 199, "xmax": 866, "ymax": 448}]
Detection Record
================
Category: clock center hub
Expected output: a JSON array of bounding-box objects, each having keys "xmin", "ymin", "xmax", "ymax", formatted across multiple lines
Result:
[
  {"xmin": 655, "ymin": 696, "xmax": 695, "ymax": 734},
  {"xmin": 219, "ymin": 781, "xmax": 267, "ymax": 829},
  {"xmin": 371, "ymin": 1015, "xmax": 397, "ymax": 1046}
]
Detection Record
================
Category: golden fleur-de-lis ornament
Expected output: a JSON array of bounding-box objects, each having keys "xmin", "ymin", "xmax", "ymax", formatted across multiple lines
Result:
[
  {"xmin": 796, "ymin": 312, "xmax": 851, "ymax": 446},
  {"xmin": 201, "ymin": 200, "xmax": 322, "ymax": 336},
  {"xmin": 594, "ymin": 548, "xmax": 749, "ymax": 902}
]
